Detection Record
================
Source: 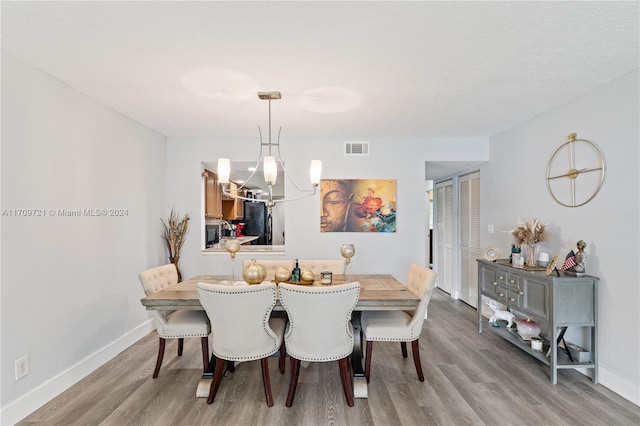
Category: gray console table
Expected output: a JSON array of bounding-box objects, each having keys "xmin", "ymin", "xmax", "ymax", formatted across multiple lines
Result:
[{"xmin": 477, "ymin": 259, "xmax": 598, "ymax": 384}]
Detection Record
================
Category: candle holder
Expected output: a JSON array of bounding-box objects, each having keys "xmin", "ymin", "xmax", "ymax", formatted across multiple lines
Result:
[
  {"xmin": 340, "ymin": 244, "xmax": 355, "ymax": 282},
  {"xmin": 224, "ymin": 239, "xmax": 241, "ymax": 285}
]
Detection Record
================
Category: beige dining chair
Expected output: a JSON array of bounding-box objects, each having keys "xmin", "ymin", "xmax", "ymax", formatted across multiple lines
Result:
[
  {"xmin": 360, "ymin": 264, "xmax": 437, "ymax": 382},
  {"xmin": 138, "ymin": 264, "xmax": 210, "ymax": 378},
  {"xmin": 196, "ymin": 282, "xmax": 286, "ymax": 406},
  {"xmin": 298, "ymin": 260, "xmax": 345, "ymax": 276},
  {"xmin": 278, "ymin": 282, "xmax": 360, "ymax": 407}
]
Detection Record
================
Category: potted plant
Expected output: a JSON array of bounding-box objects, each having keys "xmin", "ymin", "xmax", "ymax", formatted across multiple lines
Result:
[{"xmin": 161, "ymin": 207, "xmax": 190, "ymax": 282}]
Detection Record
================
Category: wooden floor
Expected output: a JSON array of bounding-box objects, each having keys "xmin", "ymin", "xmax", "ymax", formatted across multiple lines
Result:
[{"xmin": 19, "ymin": 289, "xmax": 639, "ymax": 426}]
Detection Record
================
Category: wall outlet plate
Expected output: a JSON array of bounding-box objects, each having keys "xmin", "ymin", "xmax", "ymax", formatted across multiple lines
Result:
[{"xmin": 15, "ymin": 355, "xmax": 29, "ymax": 380}]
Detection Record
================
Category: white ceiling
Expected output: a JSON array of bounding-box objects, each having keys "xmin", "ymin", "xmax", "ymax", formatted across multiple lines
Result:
[{"xmin": 2, "ymin": 1, "xmax": 638, "ymax": 143}]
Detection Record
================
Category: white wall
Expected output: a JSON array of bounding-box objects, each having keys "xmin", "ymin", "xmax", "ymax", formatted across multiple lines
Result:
[
  {"xmin": 167, "ymin": 137, "xmax": 489, "ymax": 283},
  {"xmin": 0, "ymin": 54, "xmax": 167, "ymax": 424},
  {"xmin": 480, "ymin": 69, "xmax": 639, "ymax": 404}
]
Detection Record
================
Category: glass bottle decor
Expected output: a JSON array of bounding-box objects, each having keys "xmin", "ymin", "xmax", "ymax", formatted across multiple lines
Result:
[{"xmin": 291, "ymin": 259, "xmax": 301, "ymax": 283}]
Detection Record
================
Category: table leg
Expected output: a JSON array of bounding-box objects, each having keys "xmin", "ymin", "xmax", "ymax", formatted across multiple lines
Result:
[
  {"xmin": 350, "ymin": 311, "xmax": 368, "ymax": 398},
  {"xmin": 550, "ymin": 326, "xmax": 558, "ymax": 385},
  {"xmin": 196, "ymin": 353, "xmax": 217, "ymax": 397}
]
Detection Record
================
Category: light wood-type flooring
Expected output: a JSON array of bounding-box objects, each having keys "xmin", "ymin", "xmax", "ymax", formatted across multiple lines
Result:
[{"xmin": 19, "ymin": 289, "xmax": 639, "ymax": 425}]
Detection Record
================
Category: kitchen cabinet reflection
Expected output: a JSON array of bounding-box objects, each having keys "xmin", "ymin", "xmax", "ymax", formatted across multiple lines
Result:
[{"xmin": 202, "ymin": 161, "xmax": 285, "ymax": 250}]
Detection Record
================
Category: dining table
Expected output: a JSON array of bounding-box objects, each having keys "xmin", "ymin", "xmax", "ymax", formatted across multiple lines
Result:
[{"xmin": 140, "ymin": 273, "xmax": 419, "ymax": 399}]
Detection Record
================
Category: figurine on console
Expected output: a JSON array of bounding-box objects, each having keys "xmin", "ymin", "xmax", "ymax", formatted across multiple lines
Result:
[
  {"xmin": 565, "ymin": 239, "xmax": 587, "ymax": 277},
  {"xmin": 486, "ymin": 299, "xmax": 516, "ymax": 328}
]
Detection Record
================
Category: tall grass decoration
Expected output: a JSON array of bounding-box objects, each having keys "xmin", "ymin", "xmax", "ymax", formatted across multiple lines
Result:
[{"xmin": 161, "ymin": 207, "xmax": 190, "ymax": 282}]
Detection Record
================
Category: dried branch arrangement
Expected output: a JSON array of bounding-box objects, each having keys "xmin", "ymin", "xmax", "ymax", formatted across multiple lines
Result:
[
  {"xmin": 511, "ymin": 218, "xmax": 546, "ymax": 247},
  {"xmin": 161, "ymin": 207, "xmax": 190, "ymax": 281}
]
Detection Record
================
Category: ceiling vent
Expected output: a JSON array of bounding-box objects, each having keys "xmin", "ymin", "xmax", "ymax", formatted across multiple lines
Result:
[{"xmin": 344, "ymin": 141, "xmax": 370, "ymax": 156}]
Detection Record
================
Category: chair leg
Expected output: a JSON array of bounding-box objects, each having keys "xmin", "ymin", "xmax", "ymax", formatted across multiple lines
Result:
[
  {"xmin": 177, "ymin": 338, "xmax": 184, "ymax": 356},
  {"xmin": 338, "ymin": 356, "xmax": 355, "ymax": 407},
  {"xmin": 153, "ymin": 337, "xmax": 166, "ymax": 378},
  {"xmin": 285, "ymin": 357, "xmax": 301, "ymax": 407},
  {"xmin": 260, "ymin": 357, "xmax": 274, "ymax": 407},
  {"xmin": 279, "ymin": 342, "xmax": 286, "ymax": 374},
  {"xmin": 400, "ymin": 341, "xmax": 408, "ymax": 358},
  {"xmin": 227, "ymin": 360, "xmax": 235, "ymax": 373},
  {"xmin": 200, "ymin": 336, "xmax": 209, "ymax": 373},
  {"xmin": 207, "ymin": 358, "xmax": 226, "ymax": 404},
  {"xmin": 365, "ymin": 341, "xmax": 373, "ymax": 383},
  {"xmin": 411, "ymin": 339, "xmax": 425, "ymax": 382}
]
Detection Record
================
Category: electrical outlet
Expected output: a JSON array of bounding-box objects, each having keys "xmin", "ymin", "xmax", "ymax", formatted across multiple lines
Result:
[
  {"xmin": 15, "ymin": 355, "xmax": 29, "ymax": 380},
  {"xmin": 488, "ymin": 224, "xmax": 494, "ymax": 234}
]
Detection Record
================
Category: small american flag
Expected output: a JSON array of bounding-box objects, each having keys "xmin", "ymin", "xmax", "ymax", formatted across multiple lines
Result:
[{"xmin": 562, "ymin": 250, "xmax": 576, "ymax": 270}]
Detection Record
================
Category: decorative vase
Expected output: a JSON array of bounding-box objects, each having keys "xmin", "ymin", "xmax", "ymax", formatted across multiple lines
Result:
[
  {"xmin": 274, "ymin": 267, "xmax": 291, "ymax": 283},
  {"xmin": 510, "ymin": 244, "xmax": 521, "ymax": 263},
  {"xmin": 340, "ymin": 244, "xmax": 356, "ymax": 282},
  {"xmin": 525, "ymin": 244, "xmax": 538, "ymax": 267},
  {"xmin": 517, "ymin": 318, "xmax": 541, "ymax": 340},
  {"xmin": 169, "ymin": 256, "xmax": 182, "ymax": 282},
  {"xmin": 243, "ymin": 259, "xmax": 267, "ymax": 284},
  {"xmin": 301, "ymin": 270, "xmax": 315, "ymax": 282}
]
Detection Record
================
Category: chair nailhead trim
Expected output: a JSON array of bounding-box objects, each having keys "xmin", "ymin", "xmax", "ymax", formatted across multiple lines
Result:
[
  {"xmin": 199, "ymin": 285, "xmax": 281, "ymax": 360},
  {"xmin": 280, "ymin": 284, "xmax": 360, "ymax": 362}
]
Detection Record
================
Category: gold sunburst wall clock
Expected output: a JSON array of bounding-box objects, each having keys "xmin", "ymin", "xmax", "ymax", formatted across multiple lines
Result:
[{"xmin": 546, "ymin": 133, "xmax": 606, "ymax": 207}]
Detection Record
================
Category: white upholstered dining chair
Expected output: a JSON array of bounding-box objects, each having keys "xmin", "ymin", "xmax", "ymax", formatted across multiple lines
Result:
[
  {"xmin": 138, "ymin": 264, "xmax": 210, "ymax": 378},
  {"xmin": 196, "ymin": 282, "xmax": 286, "ymax": 406},
  {"xmin": 278, "ymin": 282, "xmax": 360, "ymax": 407},
  {"xmin": 360, "ymin": 264, "xmax": 437, "ymax": 382}
]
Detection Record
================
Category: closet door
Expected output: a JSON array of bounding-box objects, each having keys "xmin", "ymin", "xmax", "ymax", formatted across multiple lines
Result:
[
  {"xmin": 435, "ymin": 180, "xmax": 454, "ymax": 294},
  {"xmin": 459, "ymin": 171, "xmax": 480, "ymax": 307}
]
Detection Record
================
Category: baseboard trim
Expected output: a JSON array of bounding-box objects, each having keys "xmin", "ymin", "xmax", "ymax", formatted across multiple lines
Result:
[
  {"xmin": 598, "ymin": 365, "xmax": 640, "ymax": 406},
  {"xmin": 0, "ymin": 320, "xmax": 154, "ymax": 426}
]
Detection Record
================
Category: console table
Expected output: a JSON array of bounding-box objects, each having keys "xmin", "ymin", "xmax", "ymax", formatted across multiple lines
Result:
[{"xmin": 477, "ymin": 259, "xmax": 598, "ymax": 384}]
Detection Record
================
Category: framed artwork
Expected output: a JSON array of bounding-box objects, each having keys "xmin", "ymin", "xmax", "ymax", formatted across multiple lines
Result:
[{"xmin": 320, "ymin": 179, "xmax": 396, "ymax": 232}]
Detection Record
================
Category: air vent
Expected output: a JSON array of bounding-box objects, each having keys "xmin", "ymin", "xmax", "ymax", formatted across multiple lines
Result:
[{"xmin": 344, "ymin": 141, "xmax": 370, "ymax": 156}]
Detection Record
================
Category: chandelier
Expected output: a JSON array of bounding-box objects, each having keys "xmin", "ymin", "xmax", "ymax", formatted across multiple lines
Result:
[{"xmin": 217, "ymin": 91, "xmax": 322, "ymax": 209}]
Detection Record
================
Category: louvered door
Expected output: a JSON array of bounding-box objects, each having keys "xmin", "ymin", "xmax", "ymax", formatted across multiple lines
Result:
[
  {"xmin": 435, "ymin": 180, "xmax": 454, "ymax": 294},
  {"xmin": 459, "ymin": 172, "xmax": 480, "ymax": 307}
]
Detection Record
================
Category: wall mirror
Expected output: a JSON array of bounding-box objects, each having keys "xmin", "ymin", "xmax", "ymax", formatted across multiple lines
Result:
[{"xmin": 202, "ymin": 160, "xmax": 285, "ymax": 246}]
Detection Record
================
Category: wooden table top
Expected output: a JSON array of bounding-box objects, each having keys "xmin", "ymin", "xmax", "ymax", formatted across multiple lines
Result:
[{"xmin": 141, "ymin": 274, "xmax": 419, "ymax": 311}]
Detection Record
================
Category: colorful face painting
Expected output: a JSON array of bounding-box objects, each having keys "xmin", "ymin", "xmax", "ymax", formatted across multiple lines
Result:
[{"xmin": 320, "ymin": 179, "xmax": 396, "ymax": 232}]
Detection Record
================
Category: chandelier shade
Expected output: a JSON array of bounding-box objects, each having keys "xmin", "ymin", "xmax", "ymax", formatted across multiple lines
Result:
[
  {"xmin": 310, "ymin": 160, "xmax": 322, "ymax": 186},
  {"xmin": 263, "ymin": 156, "xmax": 278, "ymax": 186},
  {"xmin": 217, "ymin": 92, "xmax": 321, "ymax": 209},
  {"xmin": 217, "ymin": 158, "xmax": 231, "ymax": 184}
]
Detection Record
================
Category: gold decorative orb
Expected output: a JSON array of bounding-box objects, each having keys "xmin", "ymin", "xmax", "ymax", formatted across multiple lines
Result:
[
  {"xmin": 301, "ymin": 270, "xmax": 315, "ymax": 282},
  {"xmin": 274, "ymin": 267, "xmax": 291, "ymax": 283},
  {"xmin": 243, "ymin": 259, "xmax": 267, "ymax": 284},
  {"xmin": 340, "ymin": 244, "xmax": 355, "ymax": 264},
  {"xmin": 225, "ymin": 239, "xmax": 241, "ymax": 259}
]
